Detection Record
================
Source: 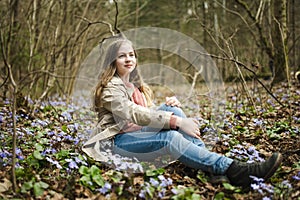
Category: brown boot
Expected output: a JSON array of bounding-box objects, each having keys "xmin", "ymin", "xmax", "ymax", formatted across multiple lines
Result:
[{"xmin": 226, "ymin": 152, "xmax": 283, "ymax": 189}]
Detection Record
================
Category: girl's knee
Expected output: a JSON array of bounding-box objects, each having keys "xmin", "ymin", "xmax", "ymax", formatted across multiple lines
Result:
[
  {"xmin": 158, "ymin": 104, "xmax": 186, "ymax": 117},
  {"xmin": 163, "ymin": 130, "xmax": 185, "ymax": 145}
]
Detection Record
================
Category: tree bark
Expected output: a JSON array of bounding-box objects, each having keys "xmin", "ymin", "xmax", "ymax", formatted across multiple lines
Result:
[{"xmin": 272, "ymin": 0, "xmax": 288, "ymax": 84}]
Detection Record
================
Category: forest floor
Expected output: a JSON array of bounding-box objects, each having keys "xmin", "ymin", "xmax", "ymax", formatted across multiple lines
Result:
[{"xmin": 0, "ymin": 81, "xmax": 300, "ymax": 200}]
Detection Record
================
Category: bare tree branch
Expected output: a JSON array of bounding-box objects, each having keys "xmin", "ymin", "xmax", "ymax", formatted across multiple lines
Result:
[
  {"xmin": 234, "ymin": 0, "xmax": 273, "ymax": 58},
  {"xmin": 187, "ymin": 48, "xmax": 285, "ymax": 108},
  {"xmin": 113, "ymin": 0, "xmax": 120, "ymax": 34},
  {"xmin": 76, "ymin": 16, "xmax": 114, "ymax": 35}
]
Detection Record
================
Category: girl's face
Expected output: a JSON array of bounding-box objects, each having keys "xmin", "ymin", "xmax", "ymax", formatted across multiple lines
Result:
[{"xmin": 115, "ymin": 42, "xmax": 136, "ymax": 78}]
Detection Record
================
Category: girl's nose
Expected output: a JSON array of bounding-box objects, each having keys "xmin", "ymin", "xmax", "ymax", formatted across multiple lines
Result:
[{"xmin": 125, "ymin": 55, "xmax": 132, "ymax": 61}]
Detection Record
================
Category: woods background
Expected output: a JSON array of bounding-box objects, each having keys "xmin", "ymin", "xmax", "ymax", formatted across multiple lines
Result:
[{"xmin": 1, "ymin": 0, "xmax": 299, "ymax": 101}]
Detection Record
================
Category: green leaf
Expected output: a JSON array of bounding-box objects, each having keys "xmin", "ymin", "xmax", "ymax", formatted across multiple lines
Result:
[
  {"xmin": 39, "ymin": 138, "xmax": 49, "ymax": 144},
  {"xmin": 55, "ymin": 150, "xmax": 70, "ymax": 160},
  {"xmin": 214, "ymin": 192, "xmax": 224, "ymax": 200},
  {"xmin": 90, "ymin": 165, "xmax": 101, "ymax": 177},
  {"xmin": 35, "ymin": 131, "xmax": 45, "ymax": 139},
  {"xmin": 90, "ymin": 165, "xmax": 104, "ymax": 186},
  {"xmin": 33, "ymin": 150, "xmax": 44, "ymax": 160},
  {"xmin": 197, "ymin": 171, "xmax": 207, "ymax": 183},
  {"xmin": 145, "ymin": 185, "xmax": 155, "ymax": 198},
  {"xmin": 33, "ymin": 181, "xmax": 48, "ymax": 197},
  {"xmin": 110, "ymin": 172, "xmax": 123, "ymax": 183},
  {"xmin": 39, "ymin": 181, "xmax": 49, "ymax": 189},
  {"xmin": 21, "ymin": 180, "xmax": 33, "ymax": 193},
  {"xmin": 191, "ymin": 193, "xmax": 201, "ymax": 200},
  {"xmin": 236, "ymin": 125, "xmax": 246, "ymax": 132},
  {"xmin": 80, "ymin": 176, "xmax": 95, "ymax": 190},
  {"xmin": 116, "ymin": 185, "xmax": 124, "ymax": 196},
  {"xmin": 34, "ymin": 143, "xmax": 44, "ymax": 152},
  {"xmin": 223, "ymin": 182, "xmax": 236, "ymax": 191},
  {"xmin": 15, "ymin": 167, "xmax": 25, "ymax": 178},
  {"xmin": 92, "ymin": 173, "xmax": 105, "ymax": 187},
  {"xmin": 146, "ymin": 168, "xmax": 165, "ymax": 177},
  {"xmin": 79, "ymin": 166, "xmax": 89, "ymax": 175},
  {"xmin": 61, "ymin": 125, "xmax": 68, "ymax": 133},
  {"xmin": 80, "ymin": 175, "xmax": 91, "ymax": 186}
]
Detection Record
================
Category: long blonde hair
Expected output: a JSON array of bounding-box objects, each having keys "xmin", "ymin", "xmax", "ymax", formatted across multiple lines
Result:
[{"xmin": 93, "ymin": 39, "xmax": 153, "ymax": 112}]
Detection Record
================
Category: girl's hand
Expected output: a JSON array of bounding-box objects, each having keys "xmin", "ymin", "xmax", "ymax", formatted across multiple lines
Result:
[
  {"xmin": 165, "ymin": 96, "xmax": 181, "ymax": 107},
  {"xmin": 176, "ymin": 117, "xmax": 201, "ymax": 139}
]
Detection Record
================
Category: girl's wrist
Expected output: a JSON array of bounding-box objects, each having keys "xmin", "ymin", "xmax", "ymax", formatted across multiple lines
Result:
[{"xmin": 175, "ymin": 116, "xmax": 182, "ymax": 129}]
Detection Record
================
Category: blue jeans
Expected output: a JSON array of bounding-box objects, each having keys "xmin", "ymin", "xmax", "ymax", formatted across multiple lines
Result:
[{"xmin": 113, "ymin": 104, "xmax": 233, "ymax": 175}]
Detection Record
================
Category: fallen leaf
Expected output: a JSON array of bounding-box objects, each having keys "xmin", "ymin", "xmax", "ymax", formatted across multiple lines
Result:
[
  {"xmin": 133, "ymin": 176, "xmax": 144, "ymax": 186},
  {"xmin": 0, "ymin": 178, "xmax": 12, "ymax": 193}
]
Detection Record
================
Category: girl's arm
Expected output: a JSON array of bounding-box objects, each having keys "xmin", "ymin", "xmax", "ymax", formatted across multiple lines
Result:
[{"xmin": 101, "ymin": 83, "xmax": 173, "ymax": 130}]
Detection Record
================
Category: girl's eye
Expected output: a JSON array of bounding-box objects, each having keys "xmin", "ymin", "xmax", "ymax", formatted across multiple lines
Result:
[{"xmin": 118, "ymin": 53, "xmax": 135, "ymax": 58}]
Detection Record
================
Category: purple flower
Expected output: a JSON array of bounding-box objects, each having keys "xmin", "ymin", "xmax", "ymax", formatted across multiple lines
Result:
[
  {"xmin": 31, "ymin": 119, "xmax": 48, "ymax": 127},
  {"xmin": 24, "ymin": 128, "xmax": 34, "ymax": 136},
  {"xmin": 251, "ymin": 183, "xmax": 260, "ymax": 190},
  {"xmin": 47, "ymin": 131, "xmax": 55, "ymax": 136},
  {"xmin": 61, "ymin": 111, "xmax": 72, "ymax": 121},
  {"xmin": 73, "ymin": 137, "xmax": 80, "ymax": 145},
  {"xmin": 292, "ymin": 171, "xmax": 300, "ymax": 181},
  {"xmin": 97, "ymin": 182, "xmax": 112, "ymax": 194},
  {"xmin": 149, "ymin": 178, "xmax": 159, "ymax": 187},
  {"xmin": 267, "ymin": 99, "xmax": 275, "ymax": 106},
  {"xmin": 4, "ymin": 99, "xmax": 10, "ymax": 104},
  {"xmin": 46, "ymin": 157, "xmax": 62, "ymax": 169},
  {"xmin": 292, "ymin": 116, "xmax": 300, "ymax": 123},
  {"xmin": 253, "ymin": 118, "xmax": 263, "ymax": 126},
  {"xmin": 158, "ymin": 188, "xmax": 166, "ymax": 198},
  {"xmin": 250, "ymin": 175, "xmax": 264, "ymax": 183},
  {"xmin": 139, "ymin": 189, "xmax": 146, "ymax": 199},
  {"xmin": 157, "ymin": 175, "xmax": 165, "ymax": 181},
  {"xmin": 64, "ymin": 135, "xmax": 73, "ymax": 141},
  {"xmin": 65, "ymin": 158, "xmax": 78, "ymax": 169},
  {"xmin": 166, "ymin": 178, "xmax": 173, "ymax": 186},
  {"xmin": 157, "ymin": 175, "xmax": 173, "ymax": 187},
  {"xmin": 74, "ymin": 156, "xmax": 87, "ymax": 166},
  {"xmin": 37, "ymin": 119, "xmax": 48, "ymax": 127},
  {"xmin": 281, "ymin": 180, "xmax": 292, "ymax": 189},
  {"xmin": 262, "ymin": 197, "xmax": 271, "ymax": 200},
  {"xmin": 171, "ymin": 188, "xmax": 178, "ymax": 195}
]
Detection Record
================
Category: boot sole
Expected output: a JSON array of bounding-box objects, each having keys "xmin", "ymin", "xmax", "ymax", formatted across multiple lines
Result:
[{"xmin": 263, "ymin": 152, "xmax": 283, "ymax": 181}]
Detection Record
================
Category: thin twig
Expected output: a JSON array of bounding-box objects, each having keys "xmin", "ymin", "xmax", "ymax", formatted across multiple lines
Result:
[
  {"xmin": 113, "ymin": 0, "xmax": 120, "ymax": 34},
  {"xmin": 0, "ymin": 67, "xmax": 9, "ymax": 89},
  {"xmin": 226, "ymin": 40, "xmax": 258, "ymax": 114},
  {"xmin": 187, "ymin": 49, "xmax": 285, "ymax": 107},
  {"xmin": 76, "ymin": 16, "xmax": 114, "ymax": 35}
]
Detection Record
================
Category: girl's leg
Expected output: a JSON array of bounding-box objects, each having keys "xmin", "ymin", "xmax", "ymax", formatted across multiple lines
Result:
[
  {"xmin": 114, "ymin": 129, "xmax": 233, "ymax": 175},
  {"xmin": 157, "ymin": 104, "xmax": 186, "ymax": 118}
]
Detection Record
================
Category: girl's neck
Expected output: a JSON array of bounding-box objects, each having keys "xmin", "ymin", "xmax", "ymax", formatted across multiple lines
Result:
[{"xmin": 117, "ymin": 73, "xmax": 131, "ymax": 86}]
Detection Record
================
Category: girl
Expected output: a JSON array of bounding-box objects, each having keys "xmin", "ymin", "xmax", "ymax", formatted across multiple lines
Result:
[{"xmin": 82, "ymin": 37, "xmax": 282, "ymax": 189}]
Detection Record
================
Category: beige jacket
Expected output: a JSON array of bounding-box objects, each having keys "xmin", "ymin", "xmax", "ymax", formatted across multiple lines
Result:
[{"xmin": 82, "ymin": 76, "xmax": 174, "ymax": 163}]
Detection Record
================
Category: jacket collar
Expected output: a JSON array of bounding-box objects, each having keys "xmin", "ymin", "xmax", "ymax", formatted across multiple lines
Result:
[
  {"xmin": 110, "ymin": 75, "xmax": 134, "ymax": 98},
  {"xmin": 110, "ymin": 75, "xmax": 124, "ymax": 85}
]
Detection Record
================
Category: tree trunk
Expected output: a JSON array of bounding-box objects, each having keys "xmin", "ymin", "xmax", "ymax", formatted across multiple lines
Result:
[
  {"xmin": 272, "ymin": 0, "xmax": 288, "ymax": 84},
  {"xmin": 291, "ymin": 0, "xmax": 296, "ymax": 73}
]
